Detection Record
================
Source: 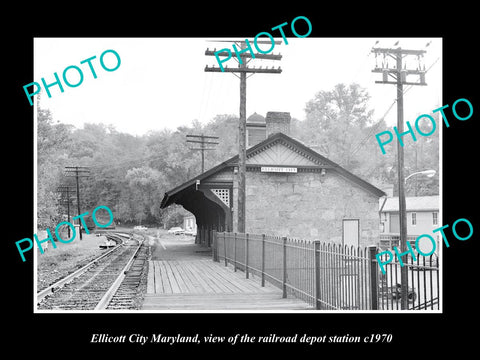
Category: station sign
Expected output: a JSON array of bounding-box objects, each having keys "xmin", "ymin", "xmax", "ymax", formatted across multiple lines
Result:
[{"xmin": 260, "ymin": 166, "xmax": 297, "ymax": 173}]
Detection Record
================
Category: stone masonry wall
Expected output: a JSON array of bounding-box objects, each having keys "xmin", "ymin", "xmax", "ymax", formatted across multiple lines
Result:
[{"xmin": 243, "ymin": 170, "xmax": 380, "ymax": 247}]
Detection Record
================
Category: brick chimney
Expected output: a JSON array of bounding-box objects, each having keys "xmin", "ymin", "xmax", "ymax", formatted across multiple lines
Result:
[{"xmin": 265, "ymin": 111, "xmax": 291, "ymax": 137}]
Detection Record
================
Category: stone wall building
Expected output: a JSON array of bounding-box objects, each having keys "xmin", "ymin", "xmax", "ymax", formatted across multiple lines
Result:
[{"xmin": 161, "ymin": 112, "xmax": 385, "ymax": 248}]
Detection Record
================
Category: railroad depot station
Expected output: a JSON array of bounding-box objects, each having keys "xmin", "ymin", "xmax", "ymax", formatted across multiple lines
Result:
[{"xmin": 160, "ymin": 111, "xmax": 386, "ymax": 248}]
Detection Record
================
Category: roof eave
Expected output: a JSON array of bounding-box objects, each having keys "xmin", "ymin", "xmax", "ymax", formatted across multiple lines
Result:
[{"xmin": 161, "ymin": 132, "xmax": 387, "ymax": 208}]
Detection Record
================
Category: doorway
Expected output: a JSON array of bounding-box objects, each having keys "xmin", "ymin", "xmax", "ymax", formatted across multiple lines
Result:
[
  {"xmin": 390, "ymin": 213, "xmax": 400, "ymax": 233},
  {"xmin": 342, "ymin": 219, "xmax": 360, "ymax": 247}
]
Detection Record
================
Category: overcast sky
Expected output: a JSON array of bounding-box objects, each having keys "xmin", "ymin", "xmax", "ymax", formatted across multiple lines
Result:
[{"xmin": 34, "ymin": 37, "xmax": 442, "ymax": 135}]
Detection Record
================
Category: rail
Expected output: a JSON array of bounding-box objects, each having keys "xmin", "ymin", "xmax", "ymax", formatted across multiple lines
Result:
[
  {"xmin": 36, "ymin": 233, "xmax": 127, "ymax": 303},
  {"xmin": 36, "ymin": 232, "xmax": 146, "ymax": 310},
  {"xmin": 94, "ymin": 237, "xmax": 144, "ymax": 310}
]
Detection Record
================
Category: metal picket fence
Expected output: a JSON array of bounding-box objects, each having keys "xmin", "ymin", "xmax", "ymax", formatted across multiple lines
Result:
[
  {"xmin": 212, "ymin": 231, "xmax": 440, "ymax": 310},
  {"xmin": 213, "ymin": 232, "xmax": 373, "ymax": 309},
  {"xmin": 375, "ymin": 251, "xmax": 440, "ymax": 310}
]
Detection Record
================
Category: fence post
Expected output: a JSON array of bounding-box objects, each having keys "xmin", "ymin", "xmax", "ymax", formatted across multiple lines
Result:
[
  {"xmin": 368, "ymin": 245, "xmax": 378, "ymax": 310},
  {"xmin": 224, "ymin": 233, "xmax": 227, "ymax": 267},
  {"xmin": 212, "ymin": 230, "xmax": 217, "ymax": 262},
  {"xmin": 314, "ymin": 241, "xmax": 321, "ymax": 310},
  {"xmin": 234, "ymin": 233, "xmax": 237, "ymax": 272},
  {"xmin": 245, "ymin": 233, "xmax": 249, "ymax": 279},
  {"xmin": 282, "ymin": 236, "xmax": 287, "ymax": 298},
  {"xmin": 261, "ymin": 234, "xmax": 265, "ymax": 287}
]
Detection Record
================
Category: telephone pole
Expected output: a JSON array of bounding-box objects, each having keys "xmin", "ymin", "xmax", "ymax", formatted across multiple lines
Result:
[
  {"xmin": 64, "ymin": 166, "xmax": 90, "ymax": 239},
  {"xmin": 205, "ymin": 40, "xmax": 282, "ymax": 233},
  {"xmin": 371, "ymin": 45, "xmax": 427, "ymax": 309},
  {"xmin": 186, "ymin": 134, "xmax": 219, "ymax": 173},
  {"xmin": 57, "ymin": 185, "xmax": 76, "ymax": 238}
]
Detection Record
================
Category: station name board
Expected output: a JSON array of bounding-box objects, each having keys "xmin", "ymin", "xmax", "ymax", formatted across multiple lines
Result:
[{"xmin": 260, "ymin": 167, "xmax": 297, "ymax": 173}]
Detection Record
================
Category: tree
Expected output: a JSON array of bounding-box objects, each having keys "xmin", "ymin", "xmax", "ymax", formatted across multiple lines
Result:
[
  {"xmin": 202, "ymin": 114, "xmax": 238, "ymax": 170},
  {"xmin": 403, "ymin": 112, "xmax": 439, "ymax": 196},
  {"xmin": 159, "ymin": 204, "xmax": 189, "ymax": 229},
  {"xmin": 37, "ymin": 108, "xmax": 243, "ymax": 228},
  {"xmin": 37, "ymin": 106, "xmax": 73, "ymax": 229},
  {"xmin": 298, "ymin": 83, "xmax": 375, "ymax": 171},
  {"xmin": 121, "ymin": 166, "xmax": 166, "ymax": 224},
  {"xmin": 294, "ymin": 83, "xmax": 439, "ymax": 195}
]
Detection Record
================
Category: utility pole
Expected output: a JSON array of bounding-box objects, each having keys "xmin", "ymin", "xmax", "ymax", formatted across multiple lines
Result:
[
  {"xmin": 371, "ymin": 45, "xmax": 427, "ymax": 309},
  {"xmin": 205, "ymin": 40, "xmax": 282, "ymax": 233},
  {"xmin": 57, "ymin": 185, "xmax": 76, "ymax": 238},
  {"xmin": 64, "ymin": 166, "xmax": 90, "ymax": 239},
  {"xmin": 186, "ymin": 134, "xmax": 219, "ymax": 173}
]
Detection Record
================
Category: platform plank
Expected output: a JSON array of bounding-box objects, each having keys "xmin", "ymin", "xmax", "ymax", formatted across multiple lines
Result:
[
  {"xmin": 142, "ymin": 293, "xmax": 312, "ymax": 310},
  {"xmin": 154, "ymin": 260, "xmax": 164, "ymax": 293},
  {"xmin": 147, "ymin": 261, "xmax": 155, "ymax": 294},
  {"xmin": 171, "ymin": 260, "xmax": 198, "ymax": 293},
  {"xmin": 182, "ymin": 260, "xmax": 221, "ymax": 293},
  {"xmin": 142, "ymin": 259, "xmax": 313, "ymax": 310}
]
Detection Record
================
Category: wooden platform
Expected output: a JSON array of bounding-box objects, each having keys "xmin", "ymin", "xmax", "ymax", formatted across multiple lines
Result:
[{"xmin": 142, "ymin": 259, "xmax": 312, "ymax": 310}]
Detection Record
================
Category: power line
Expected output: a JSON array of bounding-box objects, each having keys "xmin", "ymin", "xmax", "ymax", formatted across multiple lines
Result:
[
  {"xmin": 198, "ymin": 70, "xmax": 215, "ymax": 123},
  {"xmin": 62, "ymin": 137, "xmax": 216, "ymax": 175},
  {"xmin": 349, "ymin": 55, "xmax": 440, "ymax": 157},
  {"xmin": 205, "ymin": 40, "xmax": 282, "ymax": 234},
  {"xmin": 186, "ymin": 134, "xmax": 219, "ymax": 173},
  {"xmin": 86, "ymin": 153, "xmax": 167, "ymax": 172},
  {"xmin": 349, "ymin": 100, "xmax": 397, "ymax": 157},
  {"xmin": 371, "ymin": 46, "xmax": 427, "ymax": 310},
  {"xmin": 57, "ymin": 185, "xmax": 76, "ymax": 238},
  {"xmin": 64, "ymin": 166, "xmax": 90, "ymax": 240}
]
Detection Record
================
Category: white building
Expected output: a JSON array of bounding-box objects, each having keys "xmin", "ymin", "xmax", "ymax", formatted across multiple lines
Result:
[
  {"xmin": 380, "ymin": 195, "xmax": 439, "ymax": 236},
  {"xmin": 183, "ymin": 214, "xmax": 197, "ymax": 234}
]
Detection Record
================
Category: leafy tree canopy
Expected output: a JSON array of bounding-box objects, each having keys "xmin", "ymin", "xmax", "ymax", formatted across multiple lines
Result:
[{"xmin": 37, "ymin": 83, "xmax": 439, "ymax": 229}]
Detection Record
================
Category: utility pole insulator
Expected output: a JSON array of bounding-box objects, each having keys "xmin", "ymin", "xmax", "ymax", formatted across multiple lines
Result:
[
  {"xmin": 186, "ymin": 134, "xmax": 219, "ymax": 174},
  {"xmin": 205, "ymin": 40, "xmax": 282, "ymax": 234},
  {"xmin": 57, "ymin": 185, "xmax": 76, "ymax": 238},
  {"xmin": 371, "ymin": 46, "xmax": 427, "ymax": 310},
  {"xmin": 64, "ymin": 166, "xmax": 90, "ymax": 240}
]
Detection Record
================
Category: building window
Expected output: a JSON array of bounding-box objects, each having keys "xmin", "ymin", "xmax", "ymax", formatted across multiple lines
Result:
[
  {"xmin": 211, "ymin": 188, "xmax": 230, "ymax": 207},
  {"xmin": 433, "ymin": 212, "xmax": 438, "ymax": 225},
  {"xmin": 411, "ymin": 212, "xmax": 417, "ymax": 226}
]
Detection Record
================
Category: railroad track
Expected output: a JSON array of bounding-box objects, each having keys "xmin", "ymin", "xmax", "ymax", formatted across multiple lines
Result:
[
  {"xmin": 37, "ymin": 232, "xmax": 149, "ymax": 310},
  {"xmin": 103, "ymin": 242, "xmax": 150, "ymax": 310}
]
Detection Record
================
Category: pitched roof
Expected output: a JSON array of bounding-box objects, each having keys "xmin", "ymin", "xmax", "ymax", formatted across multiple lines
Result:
[
  {"xmin": 381, "ymin": 195, "xmax": 439, "ymax": 212},
  {"xmin": 161, "ymin": 132, "xmax": 386, "ymax": 208}
]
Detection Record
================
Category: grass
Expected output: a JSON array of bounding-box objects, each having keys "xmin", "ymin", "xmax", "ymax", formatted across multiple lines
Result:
[{"xmin": 36, "ymin": 232, "xmax": 108, "ymax": 291}]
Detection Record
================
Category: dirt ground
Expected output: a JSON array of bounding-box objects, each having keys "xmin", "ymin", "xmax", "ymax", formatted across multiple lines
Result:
[
  {"xmin": 149, "ymin": 231, "xmax": 210, "ymax": 261},
  {"xmin": 36, "ymin": 231, "xmax": 109, "ymax": 291}
]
